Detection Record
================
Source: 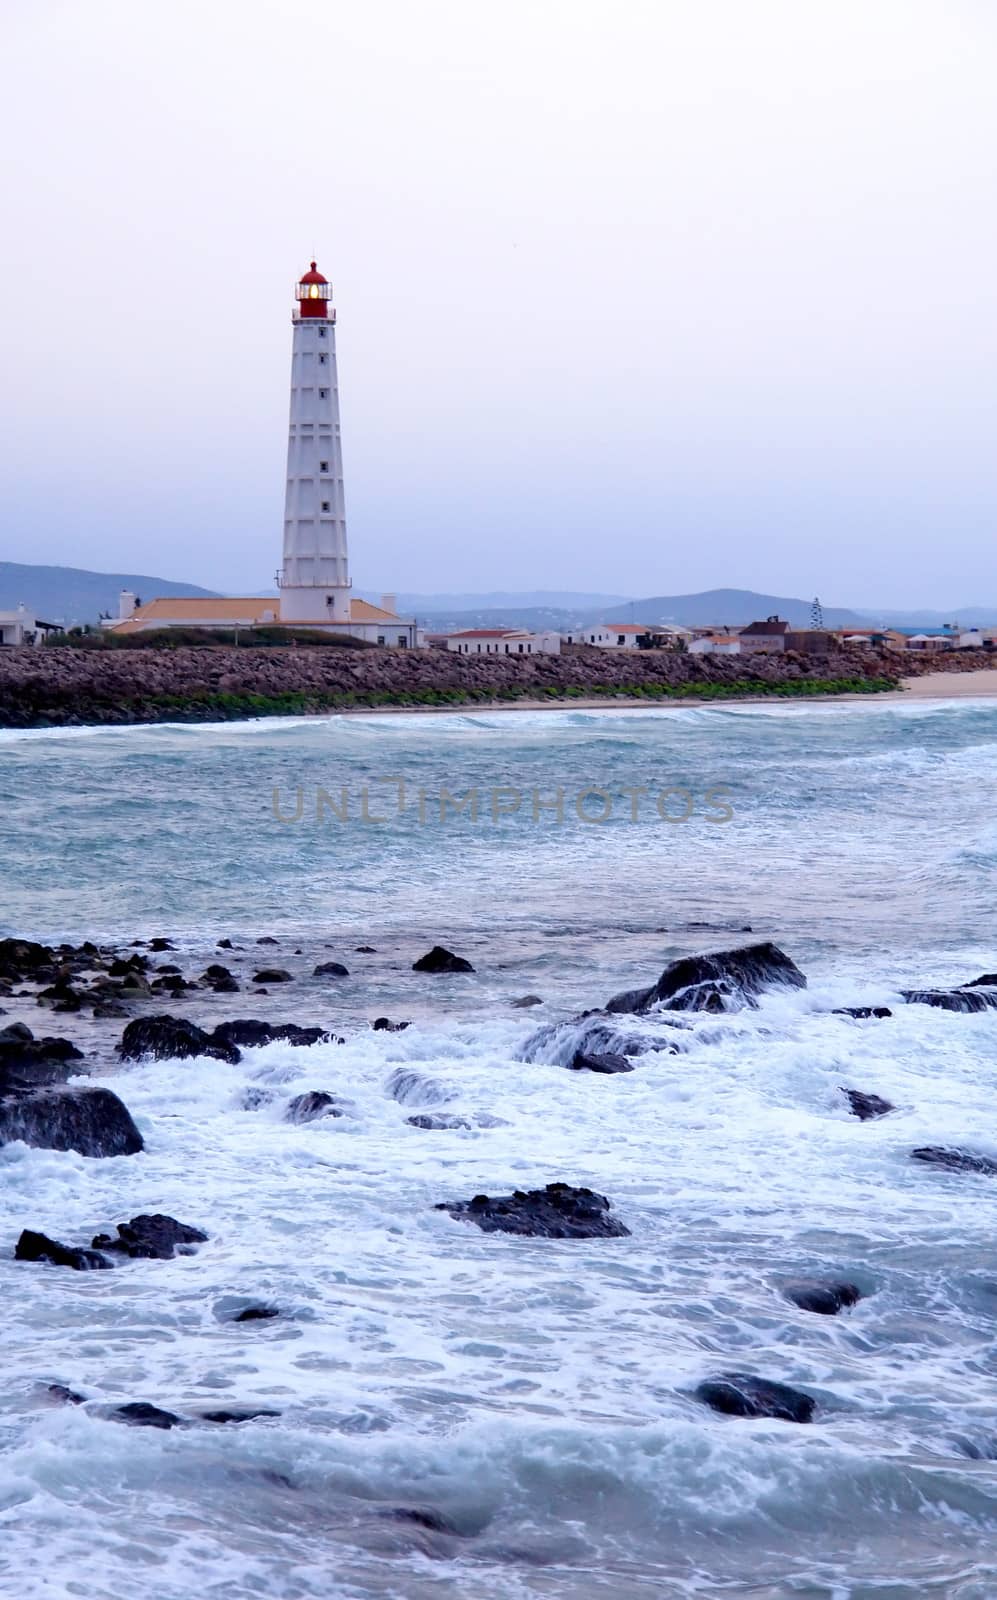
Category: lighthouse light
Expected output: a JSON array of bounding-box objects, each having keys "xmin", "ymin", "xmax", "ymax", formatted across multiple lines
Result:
[{"xmin": 309, "ymin": 285, "xmax": 320, "ymax": 298}]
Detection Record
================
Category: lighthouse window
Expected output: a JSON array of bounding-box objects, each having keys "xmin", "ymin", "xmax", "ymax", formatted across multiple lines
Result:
[
  {"xmin": 319, "ymin": 461, "xmax": 329, "ymax": 472},
  {"xmin": 318, "ymin": 353, "xmax": 327, "ymax": 364},
  {"xmin": 319, "ymin": 388, "xmax": 328, "ymax": 399},
  {"xmin": 318, "ymin": 328, "xmax": 326, "ymax": 338},
  {"xmin": 321, "ymin": 501, "xmax": 331, "ymax": 512}
]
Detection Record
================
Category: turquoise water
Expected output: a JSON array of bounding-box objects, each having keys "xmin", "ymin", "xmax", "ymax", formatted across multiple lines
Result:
[{"xmin": 1, "ymin": 700, "xmax": 997, "ymax": 1598}]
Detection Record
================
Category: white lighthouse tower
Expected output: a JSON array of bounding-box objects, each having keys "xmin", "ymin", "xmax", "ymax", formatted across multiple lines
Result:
[{"xmin": 277, "ymin": 262, "xmax": 351, "ymax": 624}]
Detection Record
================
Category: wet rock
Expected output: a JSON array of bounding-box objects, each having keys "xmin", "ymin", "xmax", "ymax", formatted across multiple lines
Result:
[
  {"xmin": 782, "ymin": 1279, "xmax": 861, "ymax": 1315},
  {"xmin": 202, "ymin": 964, "xmax": 239, "ymax": 993},
  {"xmin": 48, "ymin": 1383, "xmax": 86, "ymax": 1405},
  {"xmin": 0, "ymin": 1022, "xmax": 34, "ymax": 1043},
  {"xmin": 108, "ymin": 956, "xmax": 148, "ymax": 977},
  {"xmin": 412, "ymin": 945, "xmax": 474, "ymax": 974},
  {"xmin": 252, "ymin": 969, "xmax": 292, "ymax": 984},
  {"xmin": 568, "ymin": 1050, "xmax": 634, "ymax": 1074},
  {"xmin": 355, "ymin": 945, "xmax": 376, "ymax": 953},
  {"xmin": 285, "ymin": 1090, "xmax": 342, "ymax": 1123},
  {"xmin": 901, "ymin": 989, "xmax": 997, "ymax": 1013},
  {"xmin": 256, "ymin": 936, "xmax": 279, "ymax": 945},
  {"xmin": 36, "ymin": 981, "xmax": 85, "ymax": 1012},
  {"xmin": 842, "ymin": 1088, "xmax": 894, "ymax": 1120},
  {"xmin": 212, "ymin": 1019, "xmax": 326, "ymax": 1049},
  {"xmin": 606, "ymin": 942, "xmax": 806, "ymax": 1015},
  {"xmin": 407, "ymin": 1113, "xmax": 473, "ymax": 1130},
  {"xmin": 386, "ymin": 1069, "xmax": 454, "ymax": 1107},
  {"xmin": 91, "ymin": 1214, "xmax": 208, "ymax": 1260},
  {"xmin": 150, "ymin": 973, "xmax": 191, "ymax": 994},
  {"xmin": 217, "ymin": 938, "xmax": 234, "ymax": 949},
  {"xmin": 0, "ymin": 1087, "xmax": 144, "ymax": 1157},
  {"xmin": 148, "ymin": 938, "xmax": 175, "ymax": 952},
  {"xmin": 379, "ymin": 1507, "xmax": 463, "ymax": 1536},
  {"xmin": 118, "ymin": 1014, "xmax": 241, "ymax": 1064},
  {"xmin": 833, "ymin": 1006, "xmax": 893, "ymax": 1020},
  {"xmin": 511, "ymin": 994, "xmax": 544, "ymax": 1008},
  {"xmin": 313, "ymin": 961, "xmax": 349, "ymax": 978},
  {"xmin": 233, "ymin": 1305, "xmax": 280, "ymax": 1322},
  {"xmin": 436, "ymin": 1182, "xmax": 631, "ymax": 1239},
  {"xmin": 0, "ymin": 1031, "xmax": 85, "ymax": 1091},
  {"xmin": 200, "ymin": 1407, "xmax": 281, "ymax": 1424},
  {"xmin": 520, "ymin": 1013, "xmax": 668, "ymax": 1067},
  {"xmin": 15, "ymin": 1229, "xmax": 112, "ymax": 1270},
  {"xmin": 962, "ymin": 973, "xmax": 997, "ymax": 989},
  {"xmin": 695, "ymin": 1372, "xmax": 816, "ymax": 1423},
  {"xmin": 372, "ymin": 1017, "xmax": 410, "ymax": 1032},
  {"xmin": 111, "ymin": 1402, "xmax": 183, "ymax": 1429},
  {"xmin": 911, "ymin": 1146, "xmax": 997, "ymax": 1176},
  {"xmin": 241, "ymin": 1087, "xmax": 274, "ymax": 1111}
]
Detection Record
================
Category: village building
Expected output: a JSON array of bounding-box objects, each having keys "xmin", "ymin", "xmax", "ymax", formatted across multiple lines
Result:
[
  {"xmin": 0, "ymin": 606, "xmax": 60, "ymax": 647},
  {"xmin": 446, "ymin": 628, "xmax": 561, "ymax": 656},
  {"xmin": 738, "ymin": 616, "xmax": 791, "ymax": 653}
]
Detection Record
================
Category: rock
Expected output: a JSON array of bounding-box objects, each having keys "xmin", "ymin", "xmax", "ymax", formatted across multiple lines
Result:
[
  {"xmin": 911, "ymin": 1146, "xmax": 997, "ymax": 1176},
  {"xmin": 285, "ymin": 1090, "xmax": 342, "ymax": 1123},
  {"xmin": 200, "ymin": 1407, "xmax": 281, "ymax": 1424},
  {"xmin": 355, "ymin": 945, "xmax": 377, "ymax": 953},
  {"xmin": 234, "ymin": 1305, "xmax": 280, "ymax": 1322},
  {"xmin": 962, "ymin": 973, "xmax": 997, "ymax": 988},
  {"xmin": 252, "ymin": 969, "xmax": 292, "ymax": 984},
  {"xmin": 241, "ymin": 1087, "xmax": 274, "ymax": 1111},
  {"xmin": 511, "ymin": 995, "xmax": 544, "ymax": 1008},
  {"xmin": 48, "ymin": 1383, "xmax": 86, "ymax": 1405},
  {"xmin": 568, "ymin": 1050, "xmax": 634, "ymax": 1074},
  {"xmin": 412, "ymin": 945, "xmax": 474, "ymax": 974},
  {"xmin": 606, "ymin": 942, "xmax": 806, "ymax": 1015},
  {"xmin": 407, "ymin": 1113, "xmax": 473, "ymax": 1130},
  {"xmin": 91, "ymin": 1214, "xmax": 208, "ymax": 1259},
  {"xmin": 148, "ymin": 938, "xmax": 175, "ymax": 952},
  {"xmin": 0, "ymin": 1022, "xmax": 34, "ymax": 1043},
  {"xmin": 436, "ymin": 1182, "xmax": 631, "ymax": 1238},
  {"xmin": 695, "ymin": 1372, "xmax": 816, "ymax": 1423},
  {"xmin": 0, "ymin": 1031, "xmax": 86, "ymax": 1091},
  {"xmin": 901, "ymin": 989, "xmax": 997, "ymax": 1013},
  {"xmin": 0, "ymin": 1087, "xmax": 144, "ymax": 1157},
  {"xmin": 833, "ymin": 1006, "xmax": 893, "ymax": 1020},
  {"xmin": 36, "ymin": 982, "xmax": 84, "ymax": 1012},
  {"xmin": 15, "ymin": 1229, "xmax": 112, "ymax": 1270},
  {"xmin": 151, "ymin": 974, "xmax": 191, "ymax": 994},
  {"xmin": 256, "ymin": 936, "xmax": 280, "ymax": 945},
  {"xmin": 842, "ymin": 1088, "xmax": 894, "ymax": 1120},
  {"xmin": 111, "ymin": 1402, "xmax": 183, "ymax": 1429},
  {"xmin": 372, "ymin": 1017, "xmax": 410, "ymax": 1032},
  {"xmin": 202, "ymin": 964, "xmax": 239, "ymax": 993},
  {"xmin": 386, "ymin": 1069, "xmax": 453, "ymax": 1107},
  {"xmin": 519, "ymin": 1013, "xmax": 668, "ymax": 1067},
  {"xmin": 118, "ymin": 1015, "xmax": 241, "ymax": 1064},
  {"xmin": 217, "ymin": 938, "xmax": 234, "ymax": 949},
  {"xmin": 379, "ymin": 1507, "xmax": 462, "ymax": 1535},
  {"xmin": 313, "ymin": 961, "xmax": 349, "ymax": 978},
  {"xmin": 108, "ymin": 956, "xmax": 147, "ymax": 977},
  {"xmin": 212, "ymin": 1019, "xmax": 326, "ymax": 1048},
  {"xmin": 783, "ymin": 1279, "xmax": 861, "ymax": 1315}
]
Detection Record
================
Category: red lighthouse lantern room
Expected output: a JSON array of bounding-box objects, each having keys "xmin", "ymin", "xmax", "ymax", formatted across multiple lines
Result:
[{"xmin": 295, "ymin": 261, "xmax": 331, "ymax": 319}]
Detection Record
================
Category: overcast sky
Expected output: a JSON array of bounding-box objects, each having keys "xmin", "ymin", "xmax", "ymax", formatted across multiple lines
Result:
[{"xmin": 3, "ymin": 0, "xmax": 997, "ymax": 606}]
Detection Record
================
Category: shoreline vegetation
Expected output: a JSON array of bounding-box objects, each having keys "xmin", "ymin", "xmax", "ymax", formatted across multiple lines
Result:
[{"xmin": 0, "ymin": 642, "xmax": 992, "ymax": 729}]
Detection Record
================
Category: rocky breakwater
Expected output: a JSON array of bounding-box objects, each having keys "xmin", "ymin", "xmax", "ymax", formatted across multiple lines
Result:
[{"xmin": 0, "ymin": 641, "xmax": 903, "ymax": 728}]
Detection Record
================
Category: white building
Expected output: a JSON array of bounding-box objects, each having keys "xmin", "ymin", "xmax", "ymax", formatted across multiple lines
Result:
[
  {"xmin": 689, "ymin": 634, "xmax": 742, "ymax": 655},
  {"xmin": 446, "ymin": 629, "xmax": 561, "ymax": 656},
  {"xmin": 0, "ymin": 606, "xmax": 58, "ymax": 646},
  {"xmin": 105, "ymin": 262, "xmax": 418, "ymax": 646}
]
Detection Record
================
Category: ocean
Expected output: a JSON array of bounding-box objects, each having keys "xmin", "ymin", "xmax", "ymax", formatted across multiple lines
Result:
[{"xmin": 1, "ymin": 699, "xmax": 996, "ymax": 1598}]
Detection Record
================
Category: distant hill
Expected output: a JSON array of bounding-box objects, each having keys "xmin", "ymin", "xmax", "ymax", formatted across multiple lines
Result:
[
  {"xmin": 857, "ymin": 606, "xmax": 997, "ymax": 628},
  {"xmin": 584, "ymin": 589, "xmax": 864, "ymax": 628},
  {"xmin": 363, "ymin": 589, "xmax": 633, "ymax": 613},
  {"xmin": 0, "ymin": 562, "xmax": 221, "ymax": 625}
]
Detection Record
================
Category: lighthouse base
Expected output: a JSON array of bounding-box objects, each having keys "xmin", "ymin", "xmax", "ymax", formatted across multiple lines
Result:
[{"xmin": 279, "ymin": 586, "xmax": 352, "ymax": 626}]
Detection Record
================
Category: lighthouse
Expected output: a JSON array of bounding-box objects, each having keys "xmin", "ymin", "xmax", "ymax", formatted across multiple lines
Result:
[{"xmin": 277, "ymin": 262, "xmax": 351, "ymax": 624}]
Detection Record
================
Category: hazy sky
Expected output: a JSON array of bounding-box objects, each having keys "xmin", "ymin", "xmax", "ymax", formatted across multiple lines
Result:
[{"xmin": 3, "ymin": 0, "xmax": 997, "ymax": 606}]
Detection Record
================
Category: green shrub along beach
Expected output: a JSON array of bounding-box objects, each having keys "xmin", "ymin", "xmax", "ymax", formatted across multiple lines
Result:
[{"xmin": 0, "ymin": 639, "xmax": 942, "ymax": 727}]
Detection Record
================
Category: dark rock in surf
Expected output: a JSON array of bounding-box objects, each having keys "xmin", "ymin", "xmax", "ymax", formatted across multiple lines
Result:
[
  {"xmin": 285, "ymin": 1090, "xmax": 342, "ymax": 1123},
  {"xmin": 200, "ymin": 1407, "xmax": 282, "ymax": 1424},
  {"xmin": 256, "ymin": 936, "xmax": 279, "ymax": 945},
  {"xmin": 212, "ymin": 1019, "xmax": 326, "ymax": 1049},
  {"xmin": 252, "ymin": 969, "xmax": 292, "ymax": 985},
  {"xmin": 379, "ymin": 1507, "xmax": 463, "ymax": 1536},
  {"xmin": 511, "ymin": 994, "xmax": 544, "ymax": 1008},
  {"xmin": 313, "ymin": 961, "xmax": 349, "ymax": 978},
  {"xmin": 519, "ymin": 1012, "xmax": 671, "ymax": 1067},
  {"xmin": 605, "ymin": 942, "xmax": 806, "ymax": 1015},
  {"xmin": 901, "ymin": 989, "xmax": 997, "ymax": 1013},
  {"xmin": 568, "ymin": 1050, "xmax": 634, "ymax": 1074},
  {"xmin": 111, "ymin": 1402, "xmax": 183, "ymax": 1430},
  {"xmin": 833, "ymin": 1006, "xmax": 893, "ymax": 1020},
  {"xmin": 0, "ymin": 1086, "xmax": 143, "ymax": 1157},
  {"xmin": 15, "ymin": 1229, "xmax": 112, "ymax": 1270},
  {"xmin": 355, "ymin": 945, "xmax": 377, "ymax": 953},
  {"xmin": 233, "ymin": 1305, "xmax": 280, "ymax": 1322},
  {"xmin": 436, "ymin": 1182, "xmax": 630, "ymax": 1239},
  {"xmin": 118, "ymin": 1014, "xmax": 241, "ymax": 1064},
  {"xmin": 695, "ymin": 1372, "xmax": 816, "ymax": 1423},
  {"xmin": 842, "ymin": 1088, "xmax": 894, "ymax": 1120},
  {"xmin": 911, "ymin": 1146, "xmax": 997, "ymax": 1176},
  {"xmin": 91, "ymin": 1214, "xmax": 207, "ymax": 1260},
  {"xmin": 217, "ymin": 938, "xmax": 234, "ymax": 949},
  {"xmin": 962, "ymin": 973, "xmax": 997, "ymax": 989},
  {"xmin": 148, "ymin": 938, "xmax": 175, "ymax": 952},
  {"xmin": 386, "ymin": 1068, "xmax": 454, "ymax": 1107},
  {"xmin": 412, "ymin": 945, "xmax": 474, "ymax": 974},
  {"xmin": 407, "ymin": 1113, "xmax": 473, "ymax": 1130},
  {"xmin": 48, "ymin": 1383, "xmax": 86, "ymax": 1405},
  {"xmin": 372, "ymin": 1017, "xmax": 410, "ymax": 1032},
  {"xmin": 782, "ymin": 1280, "xmax": 861, "ymax": 1315},
  {"xmin": 201, "ymin": 964, "xmax": 239, "ymax": 993}
]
